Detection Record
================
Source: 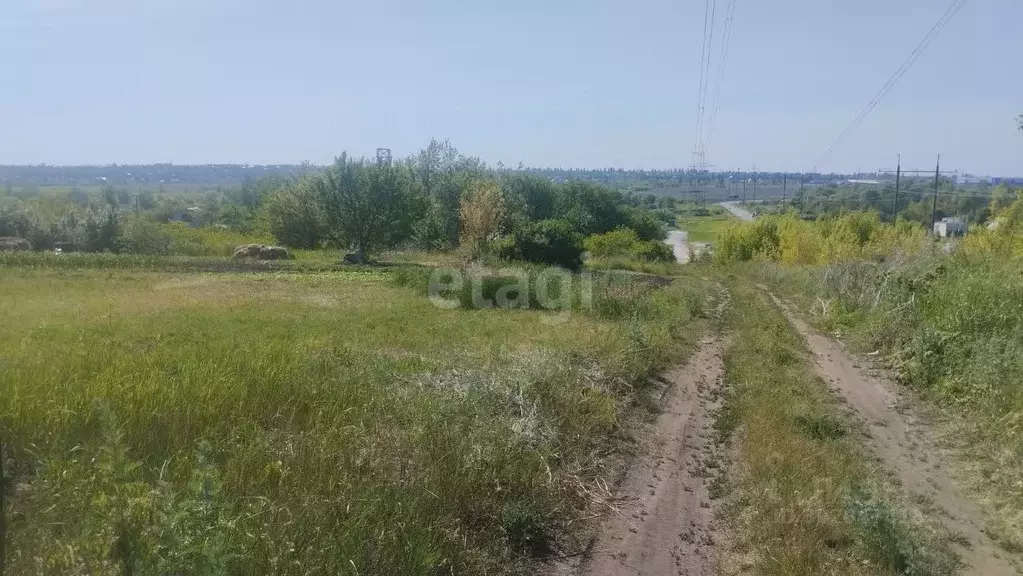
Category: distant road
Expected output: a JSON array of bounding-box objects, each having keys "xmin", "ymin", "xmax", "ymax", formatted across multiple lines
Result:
[
  {"xmin": 719, "ymin": 201, "xmax": 754, "ymax": 222},
  {"xmin": 665, "ymin": 230, "xmax": 691, "ymax": 263}
]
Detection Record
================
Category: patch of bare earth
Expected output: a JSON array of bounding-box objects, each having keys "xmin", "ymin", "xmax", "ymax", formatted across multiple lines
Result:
[
  {"xmin": 770, "ymin": 292, "xmax": 1022, "ymax": 576},
  {"xmin": 551, "ymin": 337, "xmax": 727, "ymax": 576}
]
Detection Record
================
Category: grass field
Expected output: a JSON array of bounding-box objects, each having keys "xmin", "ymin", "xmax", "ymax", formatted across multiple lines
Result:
[
  {"xmin": 0, "ymin": 258, "xmax": 712, "ymax": 574},
  {"xmin": 675, "ymin": 203, "xmax": 734, "ymax": 243}
]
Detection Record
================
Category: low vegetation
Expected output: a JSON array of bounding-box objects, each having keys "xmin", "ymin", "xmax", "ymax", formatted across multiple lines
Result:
[
  {"xmin": 719, "ymin": 280, "xmax": 959, "ymax": 576},
  {"xmin": 674, "ymin": 202, "xmax": 734, "ymax": 243},
  {"xmin": 583, "ymin": 227, "xmax": 674, "ymax": 264},
  {"xmin": 0, "ymin": 261, "xmax": 711, "ymax": 574},
  {"xmin": 728, "ymin": 193, "xmax": 1023, "ymax": 552},
  {"xmin": 715, "ymin": 211, "xmax": 927, "ymax": 265}
]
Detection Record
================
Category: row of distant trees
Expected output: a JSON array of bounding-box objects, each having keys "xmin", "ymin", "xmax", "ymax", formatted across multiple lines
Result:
[
  {"xmin": 1, "ymin": 141, "xmax": 674, "ymax": 268},
  {"xmin": 263, "ymin": 141, "xmax": 670, "ymax": 267}
]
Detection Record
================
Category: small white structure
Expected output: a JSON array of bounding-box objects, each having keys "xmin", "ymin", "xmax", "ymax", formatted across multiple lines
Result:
[{"xmin": 934, "ymin": 217, "xmax": 967, "ymax": 237}]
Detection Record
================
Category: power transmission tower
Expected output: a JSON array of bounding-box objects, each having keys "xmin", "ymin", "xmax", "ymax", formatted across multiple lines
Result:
[
  {"xmin": 752, "ymin": 165, "xmax": 757, "ymax": 203},
  {"xmin": 782, "ymin": 174, "xmax": 788, "ymax": 206}
]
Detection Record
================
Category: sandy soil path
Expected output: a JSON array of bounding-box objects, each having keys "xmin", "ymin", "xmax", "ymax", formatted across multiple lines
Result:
[
  {"xmin": 717, "ymin": 202, "xmax": 754, "ymax": 222},
  {"xmin": 553, "ymin": 337, "xmax": 727, "ymax": 576},
  {"xmin": 771, "ymin": 293, "xmax": 1021, "ymax": 576}
]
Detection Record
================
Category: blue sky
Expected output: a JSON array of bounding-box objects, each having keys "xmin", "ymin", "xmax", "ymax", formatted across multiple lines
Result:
[{"xmin": 2, "ymin": 0, "xmax": 1020, "ymax": 174}]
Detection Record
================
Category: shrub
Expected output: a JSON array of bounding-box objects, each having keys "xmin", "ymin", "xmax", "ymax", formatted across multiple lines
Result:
[
  {"xmin": 585, "ymin": 228, "xmax": 674, "ymax": 263},
  {"xmin": 117, "ymin": 217, "xmax": 173, "ymax": 255},
  {"xmin": 631, "ymin": 240, "xmax": 674, "ymax": 262},
  {"xmin": 625, "ymin": 208, "xmax": 666, "ymax": 241},
  {"xmin": 263, "ymin": 182, "xmax": 323, "ymax": 249},
  {"xmin": 584, "ymin": 228, "xmax": 639, "ymax": 258},
  {"xmin": 497, "ymin": 219, "xmax": 583, "ymax": 270}
]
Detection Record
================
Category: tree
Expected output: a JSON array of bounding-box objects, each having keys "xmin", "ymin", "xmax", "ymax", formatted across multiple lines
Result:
[
  {"xmin": 415, "ymin": 140, "xmax": 487, "ymax": 247},
  {"xmin": 313, "ymin": 154, "xmax": 424, "ymax": 259},
  {"xmin": 459, "ymin": 180, "xmax": 505, "ymax": 258},
  {"xmin": 990, "ymin": 184, "xmax": 1018, "ymax": 213},
  {"xmin": 265, "ymin": 179, "xmax": 324, "ymax": 249}
]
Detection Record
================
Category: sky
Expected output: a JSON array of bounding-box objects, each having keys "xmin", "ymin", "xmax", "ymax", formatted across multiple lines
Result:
[{"xmin": 1, "ymin": 0, "xmax": 1021, "ymax": 175}]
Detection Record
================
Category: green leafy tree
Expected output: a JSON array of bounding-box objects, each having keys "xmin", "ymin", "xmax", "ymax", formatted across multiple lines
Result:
[
  {"xmin": 415, "ymin": 140, "xmax": 486, "ymax": 247},
  {"xmin": 625, "ymin": 208, "xmax": 665, "ymax": 241},
  {"xmin": 265, "ymin": 179, "xmax": 324, "ymax": 249},
  {"xmin": 313, "ymin": 154, "xmax": 424, "ymax": 258},
  {"xmin": 459, "ymin": 179, "xmax": 505, "ymax": 258},
  {"xmin": 553, "ymin": 181, "xmax": 627, "ymax": 236},
  {"xmin": 102, "ymin": 185, "xmax": 120, "ymax": 207},
  {"xmin": 501, "ymin": 173, "xmax": 557, "ymax": 231}
]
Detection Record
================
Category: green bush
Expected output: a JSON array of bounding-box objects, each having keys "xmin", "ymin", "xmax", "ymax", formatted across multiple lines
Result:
[
  {"xmin": 263, "ymin": 182, "xmax": 323, "ymax": 249},
  {"xmin": 117, "ymin": 217, "xmax": 173, "ymax": 255},
  {"xmin": 625, "ymin": 208, "xmax": 666, "ymax": 241},
  {"xmin": 583, "ymin": 228, "xmax": 639, "ymax": 258},
  {"xmin": 631, "ymin": 240, "xmax": 674, "ymax": 262},
  {"xmin": 584, "ymin": 228, "xmax": 674, "ymax": 263},
  {"xmin": 497, "ymin": 219, "xmax": 583, "ymax": 270}
]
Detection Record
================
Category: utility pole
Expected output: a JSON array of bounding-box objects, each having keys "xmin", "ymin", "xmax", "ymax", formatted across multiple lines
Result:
[
  {"xmin": 752, "ymin": 165, "xmax": 757, "ymax": 204},
  {"xmin": 931, "ymin": 154, "xmax": 941, "ymax": 232},
  {"xmin": 876, "ymin": 158, "xmax": 955, "ymax": 226},
  {"xmin": 799, "ymin": 174, "xmax": 805, "ymax": 211},
  {"xmin": 893, "ymin": 154, "xmax": 901, "ymax": 221},
  {"xmin": 782, "ymin": 174, "xmax": 788, "ymax": 206},
  {"xmin": 742, "ymin": 180, "xmax": 746, "ymax": 203}
]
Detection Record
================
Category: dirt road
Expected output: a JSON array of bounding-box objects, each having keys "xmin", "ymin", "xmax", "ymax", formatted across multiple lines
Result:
[
  {"xmin": 554, "ymin": 337, "xmax": 726, "ymax": 576},
  {"xmin": 771, "ymin": 293, "xmax": 1021, "ymax": 576},
  {"xmin": 665, "ymin": 230, "xmax": 709, "ymax": 264},
  {"xmin": 717, "ymin": 202, "xmax": 754, "ymax": 222}
]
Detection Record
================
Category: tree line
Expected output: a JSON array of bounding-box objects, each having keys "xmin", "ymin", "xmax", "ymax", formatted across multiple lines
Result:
[{"xmin": 1, "ymin": 140, "xmax": 675, "ymax": 269}]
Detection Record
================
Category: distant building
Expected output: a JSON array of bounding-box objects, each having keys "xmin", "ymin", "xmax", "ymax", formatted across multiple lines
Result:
[
  {"xmin": 933, "ymin": 217, "xmax": 967, "ymax": 237},
  {"xmin": 989, "ymin": 177, "xmax": 1023, "ymax": 186}
]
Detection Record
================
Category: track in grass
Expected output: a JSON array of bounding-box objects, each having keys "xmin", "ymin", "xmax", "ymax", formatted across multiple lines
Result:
[
  {"xmin": 770, "ymin": 292, "xmax": 1022, "ymax": 576},
  {"xmin": 552, "ymin": 336, "xmax": 727, "ymax": 576}
]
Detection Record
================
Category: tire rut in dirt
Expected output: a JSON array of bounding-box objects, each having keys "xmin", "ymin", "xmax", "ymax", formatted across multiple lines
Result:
[
  {"xmin": 554, "ymin": 337, "xmax": 728, "ymax": 576},
  {"xmin": 770, "ymin": 292, "xmax": 1022, "ymax": 576}
]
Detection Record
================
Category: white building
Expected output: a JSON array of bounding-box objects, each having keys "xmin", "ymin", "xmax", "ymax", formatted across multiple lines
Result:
[{"xmin": 933, "ymin": 217, "xmax": 967, "ymax": 237}]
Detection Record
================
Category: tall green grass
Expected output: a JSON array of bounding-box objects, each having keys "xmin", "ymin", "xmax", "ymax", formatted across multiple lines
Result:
[{"xmin": 0, "ymin": 267, "xmax": 711, "ymax": 574}]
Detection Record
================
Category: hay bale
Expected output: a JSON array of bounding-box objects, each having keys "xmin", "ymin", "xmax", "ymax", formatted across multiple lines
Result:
[
  {"xmin": 0, "ymin": 237, "xmax": 31, "ymax": 252},
  {"xmin": 260, "ymin": 245, "xmax": 293, "ymax": 260},
  {"xmin": 232, "ymin": 244, "xmax": 294, "ymax": 260}
]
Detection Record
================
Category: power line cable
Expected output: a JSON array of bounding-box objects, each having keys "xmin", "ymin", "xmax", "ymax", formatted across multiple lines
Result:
[
  {"xmin": 692, "ymin": 0, "xmax": 717, "ymax": 167},
  {"xmin": 813, "ymin": 0, "xmax": 968, "ymax": 169},
  {"xmin": 704, "ymin": 0, "xmax": 737, "ymax": 158}
]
